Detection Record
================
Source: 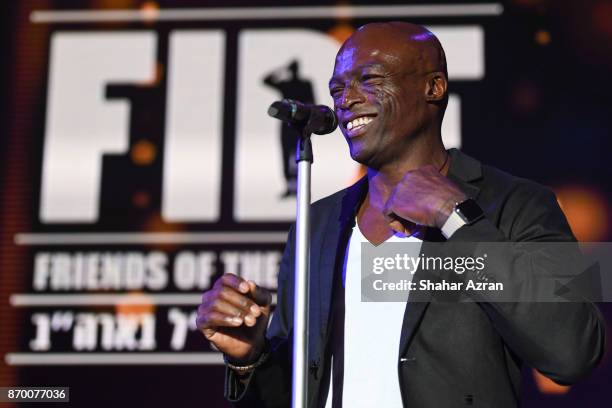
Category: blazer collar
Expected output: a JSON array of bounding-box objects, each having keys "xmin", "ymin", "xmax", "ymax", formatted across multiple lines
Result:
[
  {"xmin": 338, "ymin": 175, "xmax": 368, "ymax": 225},
  {"xmin": 446, "ymin": 148, "xmax": 482, "ymax": 199}
]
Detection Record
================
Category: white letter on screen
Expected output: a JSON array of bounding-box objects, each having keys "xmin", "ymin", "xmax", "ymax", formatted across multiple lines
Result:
[
  {"xmin": 40, "ymin": 32, "xmax": 156, "ymax": 222},
  {"xmin": 162, "ymin": 31, "xmax": 225, "ymax": 222}
]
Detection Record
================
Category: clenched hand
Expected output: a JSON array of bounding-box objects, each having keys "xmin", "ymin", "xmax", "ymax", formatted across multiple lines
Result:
[
  {"xmin": 383, "ymin": 165, "xmax": 466, "ymax": 231},
  {"xmin": 197, "ymin": 274, "xmax": 271, "ymax": 364}
]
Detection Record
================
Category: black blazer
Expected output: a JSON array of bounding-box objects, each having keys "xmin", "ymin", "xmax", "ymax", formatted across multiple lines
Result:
[{"xmin": 225, "ymin": 148, "xmax": 605, "ymax": 408}]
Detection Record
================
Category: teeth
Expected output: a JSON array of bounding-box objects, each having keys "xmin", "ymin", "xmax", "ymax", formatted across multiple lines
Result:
[{"xmin": 346, "ymin": 116, "xmax": 373, "ymax": 131}]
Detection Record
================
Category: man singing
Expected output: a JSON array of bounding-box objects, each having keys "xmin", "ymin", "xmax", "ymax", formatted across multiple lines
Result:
[{"xmin": 197, "ymin": 22, "xmax": 605, "ymax": 407}]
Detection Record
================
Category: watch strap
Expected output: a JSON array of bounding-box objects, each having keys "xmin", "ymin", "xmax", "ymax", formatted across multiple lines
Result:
[
  {"xmin": 441, "ymin": 209, "xmax": 467, "ymax": 239},
  {"xmin": 441, "ymin": 198, "xmax": 484, "ymax": 239}
]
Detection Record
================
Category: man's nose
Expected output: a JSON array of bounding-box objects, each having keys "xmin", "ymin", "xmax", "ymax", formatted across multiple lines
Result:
[{"xmin": 338, "ymin": 85, "xmax": 365, "ymax": 111}]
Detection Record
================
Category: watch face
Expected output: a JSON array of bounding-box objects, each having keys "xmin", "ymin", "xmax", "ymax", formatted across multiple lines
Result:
[{"xmin": 456, "ymin": 199, "xmax": 484, "ymax": 223}]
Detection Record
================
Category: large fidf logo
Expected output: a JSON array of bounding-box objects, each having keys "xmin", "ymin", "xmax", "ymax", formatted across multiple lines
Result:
[{"xmin": 35, "ymin": 4, "xmax": 494, "ymax": 225}]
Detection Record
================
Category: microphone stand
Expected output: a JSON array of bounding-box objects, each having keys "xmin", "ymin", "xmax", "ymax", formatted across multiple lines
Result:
[
  {"xmin": 267, "ymin": 99, "xmax": 336, "ymax": 408},
  {"xmin": 292, "ymin": 124, "xmax": 313, "ymax": 408}
]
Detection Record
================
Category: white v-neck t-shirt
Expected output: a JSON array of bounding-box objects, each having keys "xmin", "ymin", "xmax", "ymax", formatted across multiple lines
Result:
[{"xmin": 324, "ymin": 222, "xmax": 423, "ymax": 408}]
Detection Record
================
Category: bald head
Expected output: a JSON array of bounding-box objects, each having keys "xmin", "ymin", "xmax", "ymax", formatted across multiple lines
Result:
[
  {"xmin": 331, "ymin": 21, "xmax": 449, "ymax": 121},
  {"xmin": 329, "ymin": 22, "xmax": 450, "ymax": 166},
  {"xmin": 339, "ymin": 22, "xmax": 447, "ymax": 79}
]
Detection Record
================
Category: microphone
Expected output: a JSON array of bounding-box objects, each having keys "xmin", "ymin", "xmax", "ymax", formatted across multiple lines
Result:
[{"xmin": 267, "ymin": 99, "xmax": 338, "ymax": 135}]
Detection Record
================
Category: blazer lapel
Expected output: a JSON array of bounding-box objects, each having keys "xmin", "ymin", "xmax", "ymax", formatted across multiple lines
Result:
[
  {"xmin": 446, "ymin": 148, "xmax": 481, "ymax": 199},
  {"xmin": 398, "ymin": 148, "xmax": 483, "ymax": 357},
  {"xmin": 317, "ymin": 177, "xmax": 368, "ymax": 338}
]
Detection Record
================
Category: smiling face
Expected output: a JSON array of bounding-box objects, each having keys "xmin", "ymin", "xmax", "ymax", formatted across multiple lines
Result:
[{"xmin": 329, "ymin": 23, "xmax": 447, "ymax": 169}]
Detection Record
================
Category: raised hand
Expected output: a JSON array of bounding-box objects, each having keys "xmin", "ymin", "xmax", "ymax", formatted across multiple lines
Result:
[
  {"xmin": 383, "ymin": 165, "xmax": 466, "ymax": 230},
  {"xmin": 197, "ymin": 274, "xmax": 272, "ymax": 364}
]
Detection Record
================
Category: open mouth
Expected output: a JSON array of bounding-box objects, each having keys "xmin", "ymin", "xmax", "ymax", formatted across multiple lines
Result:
[{"xmin": 343, "ymin": 115, "xmax": 376, "ymax": 137}]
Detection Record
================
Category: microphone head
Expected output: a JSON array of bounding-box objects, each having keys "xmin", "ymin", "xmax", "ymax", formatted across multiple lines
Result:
[
  {"xmin": 268, "ymin": 99, "xmax": 337, "ymax": 135},
  {"xmin": 267, "ymin": 99, "xmax": 308, "ymax": 122},
  {"xmin": 309, "ymin": 105, "xmax": 338, "ymax": 135},
  {"xmin": 267, "ymin": 101, "xmax": 285, "ymax": 120}
]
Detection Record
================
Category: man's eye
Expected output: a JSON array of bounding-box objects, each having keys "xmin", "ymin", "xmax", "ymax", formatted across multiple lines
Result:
[
  {"xmin": 361, "ymin": 74, "xmax": 381, "ymax": 83},
  {"xmin": 330, "ymin": 88, "xmax": 344, "ymax": 98}
]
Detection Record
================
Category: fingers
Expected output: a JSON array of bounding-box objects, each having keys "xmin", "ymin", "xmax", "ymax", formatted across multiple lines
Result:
[
  {"xmin": 214, "ymin": 274, "xmax": 256, "ymax": 308},
  {"xmin": 205, "ymin": 298, "xmax": 244, "ymax": 322},
  {"xmin": 382, "ymin": 190, "xmax": 404, "ymax": 232},
  {"xmin": 217, "ymin": 273, "xmax": 271, "ymax": 308},
  {"xmin": 420, "ymin": 164, "xmax": 439, "ymax": 174},
  {"xmin": 382, "ymin": 190, "xmax": 397, "ymax": 221},
  {"xmin": 222, "ymin": 290, "xmax": 262, "ymax": 325},
  {"xmin": 247, "ymin": 280, "xmax": 272, "ymax": 308},
  {"xmin": 205, "ymin": 290, "xmax": 258, "ymax": 326},
  {"xmin": 217, "ymin": 273, "xmax": 250, "ymax": 294},
  {"xmin": 383, "ymin": 207, "xmax": 396, "ymax": 224},
  {"xmin": 197, "ymin": 309, "xmax": 243, "ymax": 331},
  {"xmin": 199, "ymin": 274, "xmax": 270, "ymax": 334},
  {"xmin": 388, "ymin": 219, "xmax": 406, "ymax": 234}
]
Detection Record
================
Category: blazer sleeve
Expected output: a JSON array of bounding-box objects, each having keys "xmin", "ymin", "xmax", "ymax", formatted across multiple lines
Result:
[
  {"xmin": 224, "ymin": 226, "xmax": 295, "ymax": 407},
  {"xmin": 448, "ymin": 182, "xmax": 606, "ymax": 385}
]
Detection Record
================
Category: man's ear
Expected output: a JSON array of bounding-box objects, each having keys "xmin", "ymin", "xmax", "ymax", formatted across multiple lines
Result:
[{"xmin": 424, "ymin": 72, "xmax": 447, "ymax": 102}]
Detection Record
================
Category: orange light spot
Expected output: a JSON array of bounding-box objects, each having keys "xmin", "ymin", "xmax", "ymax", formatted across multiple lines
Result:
[
  {"xmin": 141, "ymin": 62, "xmax": 164, "ymax": 87},
  {"xmin": 533, "ymin": 369, "xmax": 571, "ymax": 394},
  {"xmin": 132, "ymin": 191, "xmax": 151, "ymax": 208},
  {"xmin": 131, "ymin": 139, "xmax": 157, "ymax": 165},
  {"xmin": 349, "ymin": 165, "xmax": 367, "ymax": 185},
  {"xmin": 115, "ymin": 291, "xmax": 155, "ymax": 317},
  {"xmin": 535, "ymin": 29, "xmax": 551, "ymax": 45},
  {"xmin": 140, "ymin": 1, "xmax": 160, "ymax": 23},
  {"xmin": 593, "ymin": 2, "xmax": 612, "ymax": 36},
  {"xmin": 555, "ymin": 185, "xmax": 610, "ymax": 241},
  {"xmin": 142, "ymin": 215, "xmax": 184, "ymax": 250},
  {"xmin": 328, "ymin": 22, "xmax": 355, "ymax": 44},
  {"xmin": 143, "ymin": 214, "xmax": 182, "ymax": 233}
]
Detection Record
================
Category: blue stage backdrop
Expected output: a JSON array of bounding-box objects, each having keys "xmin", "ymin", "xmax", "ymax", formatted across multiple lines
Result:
[{"xmin": 0, "ymin": 1, "xmax": 610, "ymax": 407}]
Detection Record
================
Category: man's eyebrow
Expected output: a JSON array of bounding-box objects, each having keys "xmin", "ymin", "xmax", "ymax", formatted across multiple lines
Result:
[
  {"xmin": 328, "ymin": 78, "xmax": 342, "ymax": 88},
  {"xmin": 360, "ymin": 63, "xmax": 386, "ymax": 71}
]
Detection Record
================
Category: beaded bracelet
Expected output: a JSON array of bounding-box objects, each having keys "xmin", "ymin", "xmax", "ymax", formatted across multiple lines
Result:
[{"xmin": 224, "ymin": 350, "xmax": 270, "ymax": 374}]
